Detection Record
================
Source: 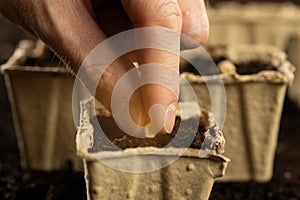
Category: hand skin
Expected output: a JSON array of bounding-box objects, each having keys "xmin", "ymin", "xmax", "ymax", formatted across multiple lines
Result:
[{"xmin": 0, "ymin": 0, "xmax": 209, "ymax": 136}]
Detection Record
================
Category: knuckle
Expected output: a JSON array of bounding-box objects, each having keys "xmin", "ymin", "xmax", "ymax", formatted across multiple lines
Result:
[{"xmin": 153, "ymin": 0, "xmax": 182, "ymax": 30}]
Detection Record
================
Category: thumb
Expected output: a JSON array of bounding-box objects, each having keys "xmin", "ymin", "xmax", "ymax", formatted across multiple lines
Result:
[{"xmin": 178, "ymin": 0, "xmax": 209, "ymax": 49}]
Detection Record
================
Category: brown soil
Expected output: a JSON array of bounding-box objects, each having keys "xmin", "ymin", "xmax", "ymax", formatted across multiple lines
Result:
[
  {"xmin": 234, "ymin": 61, "xmax": 276, "ymax": 75},
  {"xmin": 180, "ymin": 58, "xmax": 276, "ymax": 76},
  {"xmin": 88, "ymin": 111, "xmax": 214, "ymax": 152}
]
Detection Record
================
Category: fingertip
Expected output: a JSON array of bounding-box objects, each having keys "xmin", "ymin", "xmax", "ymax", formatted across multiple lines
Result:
[{"xmin": 199, "ymin": 25, "xmax": 209, "ymax": 45}]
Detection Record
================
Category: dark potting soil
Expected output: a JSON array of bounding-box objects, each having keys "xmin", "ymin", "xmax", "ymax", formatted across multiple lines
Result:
[
  {"xmin": 1, "ymin": 71, "xmax": 300, "ymax": 199},
  {"xmin": 181, "ymin": 44, "xmax": 286, "ymax": 76},
  {"xmin": 180, "ymin": 56, "xmax": 277, "ymax": 76},
  {"xmin": 234, "ymin": 61, "xmax": 276, "ymax": 75},
  {"xmin": 87, "ymin": 110, "xmax": 222, "ymax": 153}
]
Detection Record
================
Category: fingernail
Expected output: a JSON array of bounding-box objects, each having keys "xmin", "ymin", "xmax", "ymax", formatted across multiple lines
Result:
[
  {"xmin": 144, "ymin": 104, "xmax": 165, "ymax": 138},
  {"xmin": 164, "ymin": 103, "xmax": 177, "ymax": 133}
]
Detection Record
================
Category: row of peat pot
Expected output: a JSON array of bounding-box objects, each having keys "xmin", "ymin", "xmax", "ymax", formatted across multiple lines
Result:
[
  {"xmin": 207, "ymin": 1, "xmax": 300, "ymax": 109},
  {"xmin": 1, "ymin": 40, "xmax": 295, "ymax": 199}
]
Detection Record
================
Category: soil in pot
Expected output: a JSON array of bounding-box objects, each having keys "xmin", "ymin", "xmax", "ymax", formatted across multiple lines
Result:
[{"xmin": 87, "ymin": 110, "xmax": 224, "ymax": 154}]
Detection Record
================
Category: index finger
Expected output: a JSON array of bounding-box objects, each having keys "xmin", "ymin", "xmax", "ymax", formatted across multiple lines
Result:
[{"xmin": 122, "ymin": 0, "xmax": 182, "ymax": 136}]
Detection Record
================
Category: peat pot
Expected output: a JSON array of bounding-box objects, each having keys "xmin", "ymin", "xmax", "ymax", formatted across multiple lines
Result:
[
  {"xmin": 180, "ymin": 44, "xmax": 295, "ymax": 182},
  {"xmin": 1, "ymin": 40, "xmax": 83, "ymax": 171},
  {"xmin": 77, "ymin": 98, "xmax": 229, "ymax": 200}
]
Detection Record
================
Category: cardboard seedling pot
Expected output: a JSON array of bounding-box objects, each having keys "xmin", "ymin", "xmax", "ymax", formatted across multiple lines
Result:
[
  {"xmin": 207, "ymin": 1, "xmax": 300, "ymax": 108},
  {"xmin": 180, "ymin": 44, "xmax": 295, "ymax": 182},
  {"xmin": 1, "ymin": 40, "xmax": 83, "ymax": 171},
  {"xmin": 77, "ymin": 98, "xmax": 229, "ymax": 200}
]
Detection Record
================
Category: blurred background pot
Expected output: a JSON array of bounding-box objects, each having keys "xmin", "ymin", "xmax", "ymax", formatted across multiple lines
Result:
[
  {"xmin": 207, "ymin": 1, "xmax": 300, "ymax": 110},
  {"xmin": 1, "ymin": 40, "xmax": 83, "ymax": 171},
  {"xmin": 180, "ymin": 44, "xmax": 295, "ymax": 181}
]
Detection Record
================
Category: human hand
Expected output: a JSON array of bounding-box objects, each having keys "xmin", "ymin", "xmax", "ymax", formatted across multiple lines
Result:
[{"xmin": 0, "ymin": 0, "xmax": 209, "ymax": 137}]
